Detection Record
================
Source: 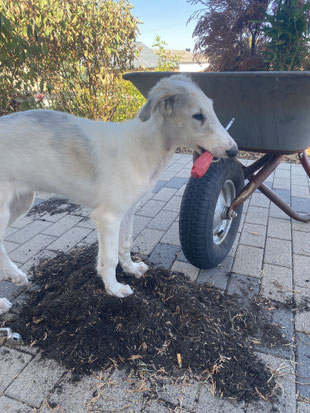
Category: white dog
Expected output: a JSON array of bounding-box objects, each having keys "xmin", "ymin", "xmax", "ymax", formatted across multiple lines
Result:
[{"xmin": 0, "ymin": 75, "xmax": 238, "ymax": 314}]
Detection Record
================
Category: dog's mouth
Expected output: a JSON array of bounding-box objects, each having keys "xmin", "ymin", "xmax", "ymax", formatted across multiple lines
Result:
[{"xmin": 197, "ymin": 145, "xmax": 219, "ymax": 161}]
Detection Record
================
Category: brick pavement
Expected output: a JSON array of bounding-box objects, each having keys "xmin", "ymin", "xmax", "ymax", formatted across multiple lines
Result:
[{"xmin": 1, "ymin": 153, "xmax": 310, "ymax": 412}]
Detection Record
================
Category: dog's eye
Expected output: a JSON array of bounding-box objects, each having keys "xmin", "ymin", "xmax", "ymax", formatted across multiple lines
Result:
[{"xmin": 192, "ymin": 113, "xmax": 205, "ymax": 122}]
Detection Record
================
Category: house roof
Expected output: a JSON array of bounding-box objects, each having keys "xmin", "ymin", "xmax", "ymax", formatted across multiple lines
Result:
[{"xmin": 133, "ymin": 42, "xmax": 159, "ymax": 69}]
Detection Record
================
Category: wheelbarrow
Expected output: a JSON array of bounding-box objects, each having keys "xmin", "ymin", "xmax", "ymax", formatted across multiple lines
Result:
[{"xmin": 123, "ymin": 71, "xmax": 310, "ymax": 269}]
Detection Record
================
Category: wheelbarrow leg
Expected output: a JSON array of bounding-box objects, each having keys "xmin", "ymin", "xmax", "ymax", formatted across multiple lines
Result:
[
  {"xmin": 227, "ymin": 154, "xmax": 283, "ymax": 218},
  {"xmin": 258, "ymin": 183, "xmax": 310, "ymax": 223}
]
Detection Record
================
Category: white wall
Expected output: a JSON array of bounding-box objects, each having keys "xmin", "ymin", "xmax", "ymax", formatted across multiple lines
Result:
[{"xmin": 179, "ymin": 62, "xmax": 209, "ymax": 72}]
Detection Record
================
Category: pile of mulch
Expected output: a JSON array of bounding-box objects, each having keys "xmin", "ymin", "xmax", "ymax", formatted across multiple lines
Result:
[
  {"xmin": 28, "ymin": 197, "xmax": 82, "ymax": 216},
  {"xmin": 4, "ymin": 244, "xmax": 286, "ymax": 403}
]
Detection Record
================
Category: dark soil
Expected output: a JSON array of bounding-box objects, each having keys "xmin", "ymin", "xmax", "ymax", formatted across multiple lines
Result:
[
  {"xmin": 4, "ymin": 244, "xmax": 287, "ymax": 403},
  {"xmin": 28, "ymin": 197, "xmax": 81, "ymax": 216}
]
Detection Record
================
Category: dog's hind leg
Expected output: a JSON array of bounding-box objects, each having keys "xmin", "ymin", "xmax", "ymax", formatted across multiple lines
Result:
[
  {"xmin": 91, "ymin": 207, "xmax": 133, "ymax": 298},
  {"xmin": 118, "ymin": 206, "xmax": 148, "ymax": 279},
  {"xmin": 0, "ymin": 187, "xmax": 34, "ymax": 288}
]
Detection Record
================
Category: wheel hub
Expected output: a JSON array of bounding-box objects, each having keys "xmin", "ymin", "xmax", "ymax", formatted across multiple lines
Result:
[{"xmin": 213, "ymin": 180, "xmax": 236, "ymax": 245}]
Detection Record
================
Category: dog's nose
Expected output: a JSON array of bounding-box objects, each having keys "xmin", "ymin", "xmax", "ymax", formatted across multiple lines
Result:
[{"xmin": 226, "ymin": 145, "xmax": 238, "ymax": 158}]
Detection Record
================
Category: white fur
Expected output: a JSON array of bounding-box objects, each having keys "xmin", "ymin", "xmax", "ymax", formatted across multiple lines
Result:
[{"xmin": 0, "ymin": 75, "xmax": 237, "ymax": 310}]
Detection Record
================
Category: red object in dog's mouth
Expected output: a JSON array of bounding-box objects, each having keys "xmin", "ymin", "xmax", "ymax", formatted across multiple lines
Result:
[{"xmin": 191, "ymin": 151, "xmax": 214, "ymax": 178}]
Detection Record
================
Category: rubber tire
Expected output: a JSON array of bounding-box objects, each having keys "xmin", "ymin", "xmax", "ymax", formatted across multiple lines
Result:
[{"xmin": 179, "ymin": 158, "xmax": 244, "ymax": 269}]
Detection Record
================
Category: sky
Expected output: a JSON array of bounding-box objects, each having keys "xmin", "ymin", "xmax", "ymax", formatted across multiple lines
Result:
[{"xmin": 129, "ymin": 0, "xmax": 201, "ymax": 51}]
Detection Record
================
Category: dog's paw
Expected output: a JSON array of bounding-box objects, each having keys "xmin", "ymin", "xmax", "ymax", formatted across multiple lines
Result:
[
  {"xmin": 106, "ymin": 282, "xmax": 134, "ymax": 298},
  {"xmin": 0, "ymin": 298, "xmax": 12, "ymax": 315},
  {"xmin": 123, "ymin": 261, "xmax": 149, "ymax": 279},
  {"xmin": 5, "ymin": 269, "xmax": 28, "ymax": 286}
]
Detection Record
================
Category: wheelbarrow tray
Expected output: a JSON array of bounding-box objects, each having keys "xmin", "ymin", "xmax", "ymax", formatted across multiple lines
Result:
[{"xmin": 123, "ymin": 71, "xmax": 310, "ymax": 153}]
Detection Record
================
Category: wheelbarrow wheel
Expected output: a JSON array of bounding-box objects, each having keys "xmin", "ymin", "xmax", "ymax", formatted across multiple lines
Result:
[{"xmin": 179, "ymin": 158, "xmax": 244, "ymax": 269}]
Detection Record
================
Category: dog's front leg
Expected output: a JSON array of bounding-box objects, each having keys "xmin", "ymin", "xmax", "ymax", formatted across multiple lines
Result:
[
  {"xmin": 119, "ymin": 206, "xmax": 148, "ymax": 278},
  {"xmin": 91, "ymin": 208, "xmax": 133, "ymax": 298}
]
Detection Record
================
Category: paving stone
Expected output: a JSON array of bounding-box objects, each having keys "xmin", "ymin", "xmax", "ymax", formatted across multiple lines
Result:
[
  {"xmin": 291, "ymin": 185, "xmax": 310, "ymax": 199},
  {"xmin": 260, "ymin": 264, "xmax": 293, "ymax": 303},
  {"xmin": 94, "ymin": 370, "xmax": 143, "ymax": 412},
  {"xmin": 148, "ymin": 243, "xmax": 180, "ymax": 268},
  {"xmin": 10, "ymin": 215, "xmax": 35, "ymax": 230},
  {"xmin": 175, "ymin": 168, "xmax": 191, "ymax": 178},
  {"xmin": 297, "ymin": 402, "xmax": 310, "ymax": 412},
  {"xmin": 20, "ymin": 234, "xmax": 57, "ymax": 251},
  {"xmin": 226, "ymin": 273, "xmax": 260, "ymax": 303},
  {"xmin": 294, "ymin": 255, "xmax": 310, "ymax": 289},
  {"xmin": 152, "ymin": 180, "xmax": 167, "ymax": 193},
  {"xmin": 0, "ymin": 396, "xmax": 33, "ymax": 413},
  {"xmin": 267, "ymin": 217, "xmax": 292, "ymax": 241},
  {"xmin": 161, "ymin": 222, "xmax": 180, "ymax": 246},
  {"xmin": 164, "ymin": 177, "xmax": 188, "ymax": 189},
  {"xmin": 9, "ymin": 244, "xmax": 44, "ymax": 265},
  {"xmin": 269, "ymin": 202, "xmax": 291, "ymax": 220},
  {"xmin": 275, "ymin": 168, "xmax": 290, "ymax": 179},
  {"xmin": 197, "ymin": 386, "xmax": 245, "ymax": 412},
  {"xmin": 136, "ymin": 200, "xmax": 166, "ymax": 218},
  {"xmin": 245, "ymin": 206, "xmax": 269, "ymax": 226},
  {"xmin": 250, "ymin": 192, "xmax": 271, "ymax": 208},
  {"xmin": 232, "ymin": 245, "xmax": 263, "ymax": 278},
  {"xmin": 46, "ymin": 227, "xmax": 92, "ymax": 252},
  {"xmin": 137, "ymin": 191, "xmax": 153, "ymax": 208},
  {"xmin": 295, "ymin": 311, "xmax": 310, "ymax": 335},
  {"xmin": 133, "ymin": 216, "xmax": 152, "ymax": 239},
  {"xmin": 175, "ymin": 184, "xmax": 186, "ymax": 196},
  {"xmin": 239, "ymin": 223, "xmax": 266, "ymax": 248},
  {"xmin": 133, "ymin": 228, "xmax": 164, "ymax": 255},
  {"xmin": 292, "ymin": 174, "xmax": 309, "ymax": 186},
  {"xmin": 159, "ymin": 170, "xmax": 176, "ymax": 181},
  {"xmin": 152, "ymin": 187, "xmax": 177, "ymax": 202},
  {"xmin": 46, "ymin": 372, "xmax": 101, "ymax": 413},
  {"xmin": 264, "ymin": 237, "xmax": 292, "ymax": 268},
  {"xmin": 166, "ymin": 162, "xmax": 185, "ymax": 173},
  {"xmin": 157, "ymin": 380, "xmax": 199, "ymax": 410},
  {"xmin": 273, "ymin": 177, "xmax": 290, "ymax": 190},
  {"xmin": 228, "ymin": 232, "xmax": 240, "ymax": 258},
  {"xmin": 39, "ymin": 211, "xmax": 68, "ymax": 223},
  {"xmin": 171, "ymin": 260, "xmax": 199, "ymax": 282},
  {"xmin": 296, "ymin": 332, "xmax": 310, "ymax": 398},
  {"xmin": 7, "ymin": 221, "xmax": 52, "ymax": 244},
  {"xmin": 291, "ymin": 197, "xmax": 310, "ymax": 214},
  {"xmin": 0, "ymin": 347, "xmax": 32, "ymax": 392},
  {"xmin": 147, "ymin": 400, "xmax": 175, "ymax": 413},
  {"xmin": 148, "ymin": 210, "xmax": 178, "ymax": 231},
  {"xmin": 77, "ymin": 217, "xmax": 95, "ymax": 230},
  {"xmin": 6, "ymin": 355, "xmax": 65, "ymax": 408},
  {"xmin": 163, "ymin": 196, "xmax": 182, "ymax": 212},
  {"xmin": 197, "ymin": 256, "xmax": 233, "ymax": 290},
  {"xmin": 246, "ymin": 353, "xmax": 296, "ymax": 413},
  {"xmin": 292, "ymin": 220, "xmax": 310, "ymax": 233},
  {"xmin": 176, "ymin": 249, "xmax": 188, "ymax": 263},
  {"xmin": 41, "ymin": 215, "xmax": 84, "ymax": 237},
  {"xmin": 291, "ymin": 164, "xmax": 306, "ymax": 175},
  {"xmin": 77, "ymin": 230, "xmax": 97, "ymax": 246},
  {"xmin": 4, "ymin": 241, "xmax": 20, "ymax": 254},
  {"xmin": 273, "ymin": 188, "xmax": 291, "ymax": 204},
  {"xmin": 0, "ymin": 281, "xmax": 26, "ymax": 302},
  {"xmin": 19, "ymin": 249, "xmax": 58, "ymax": 275},
  {"xmin": 293, "ymin": 231, "xmax": 310, "ymax": 256}
]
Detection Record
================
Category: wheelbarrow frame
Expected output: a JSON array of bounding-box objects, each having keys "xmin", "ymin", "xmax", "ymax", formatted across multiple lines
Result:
[{"xmin": 124, "ymin": 71, "xmax": 310, "ymax": 268}]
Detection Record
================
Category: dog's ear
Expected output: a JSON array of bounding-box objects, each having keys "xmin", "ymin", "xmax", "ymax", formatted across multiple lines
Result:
[
  {"xmin": 139, "ymin": 97, "xmax": 154, "ymax": 122},
  {"xmin": 139, "ymin": 95, "xmax": 180, "ymax": 122}
]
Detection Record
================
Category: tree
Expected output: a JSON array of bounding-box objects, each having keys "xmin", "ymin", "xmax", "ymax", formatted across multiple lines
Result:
[
  {"xmin": 152, "ymin": 35, "xmax": 181, "ymax": 71},
  {"xmin": 0, "ymin": 0, "xmax": 139, "ymax": 119},
  {"xmin": 188, "ymin": 0, "xmax": 271, "ymax": 71},
  {"xmin": 262, "ymin": 0, "xmax": 310, "ymax": 70}
]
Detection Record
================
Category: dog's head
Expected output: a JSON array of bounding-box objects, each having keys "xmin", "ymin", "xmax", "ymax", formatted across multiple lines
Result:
[{"xmin": 139, "ymin": 75, "xmax": 238, "ymax": 158}]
